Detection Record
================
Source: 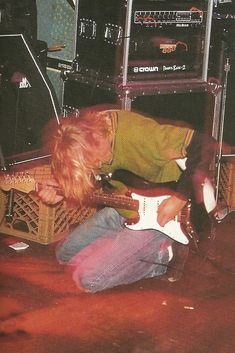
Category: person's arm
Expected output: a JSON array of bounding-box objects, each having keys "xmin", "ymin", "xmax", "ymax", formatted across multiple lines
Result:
[
  {"xmin": 157, "ymin": 131, "xmax": 217, "ymax": 226},
  {"xmin": 176, "ymin": 131, "xmax": 217, "ymax": 202}
]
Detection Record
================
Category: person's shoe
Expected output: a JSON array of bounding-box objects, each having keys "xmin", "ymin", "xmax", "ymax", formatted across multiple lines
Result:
[{"xmin": 166, "ymin": 243, "xmax": 189, "ymax": 282}]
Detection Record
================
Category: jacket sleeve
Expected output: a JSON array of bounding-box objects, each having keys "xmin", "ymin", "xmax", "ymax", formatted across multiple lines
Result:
[{"xmin": 176, "ymin": 131, "xmax": 217, "ymax": 201}]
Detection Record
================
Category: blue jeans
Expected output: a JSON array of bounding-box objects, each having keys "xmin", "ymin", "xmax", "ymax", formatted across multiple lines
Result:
[{"xmin": 56, "ymin": 207, "xmax": 172, "ymax": 293}]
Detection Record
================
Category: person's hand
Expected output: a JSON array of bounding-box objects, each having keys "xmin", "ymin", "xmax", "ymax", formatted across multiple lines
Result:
[
  {"xmin": 157, "ymin": 195, "xmax": 187, "ymax": 227},
  {"xmin": 37, "ymin": 179, "xmax": 64, "ymax": 205}
]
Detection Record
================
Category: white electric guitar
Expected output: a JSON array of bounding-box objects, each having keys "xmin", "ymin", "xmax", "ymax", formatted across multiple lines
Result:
[
  {"xmin": 90, "ymin": 190, "xmax": 192, "ymax": 244},
  {"xmin": 0, "ymin": 169, "xmax": 197, "ymax": 244}
]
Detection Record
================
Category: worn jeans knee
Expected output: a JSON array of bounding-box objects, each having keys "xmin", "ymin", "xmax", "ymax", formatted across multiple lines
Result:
[{"xmin": 69, "ymin": 229, "xmax": 172, "ymax": 293}]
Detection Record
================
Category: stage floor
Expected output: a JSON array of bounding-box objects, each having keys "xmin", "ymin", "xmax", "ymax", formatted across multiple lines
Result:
[{"xmin": 1, "ymin": 212, "xmax": 235, "ymax": 353}]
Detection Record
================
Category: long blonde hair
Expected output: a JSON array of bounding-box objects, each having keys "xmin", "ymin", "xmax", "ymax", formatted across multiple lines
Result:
[{"xmin": 45, "ymin": 108, "xmax": 113, "ymax": 204}]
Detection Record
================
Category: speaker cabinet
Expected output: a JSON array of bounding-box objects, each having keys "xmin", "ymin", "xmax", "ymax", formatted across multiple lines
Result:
[{"xmin": 0, "ymin": 33, "xmax": 60, "ymax": 157}]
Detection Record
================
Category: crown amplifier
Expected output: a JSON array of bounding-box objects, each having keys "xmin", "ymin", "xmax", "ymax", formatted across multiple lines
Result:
[{"xmin": 74, "ymin": 0, "xmax": 213, "ymax": 86}]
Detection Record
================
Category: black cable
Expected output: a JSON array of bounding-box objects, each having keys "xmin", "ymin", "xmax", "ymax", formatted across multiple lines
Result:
[
  {"xmin": 190, "ymin": 241, "xmax": 235, "ymax": 275},
  {"xmin": 139, "ymin": 234, "xmax": 235, "ymax": 277}
]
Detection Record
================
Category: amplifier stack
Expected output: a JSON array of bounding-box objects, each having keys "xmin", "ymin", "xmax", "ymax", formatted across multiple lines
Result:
[{"xmin": 63, "ymin": 0, "xmax": 214, "ymax": 114}]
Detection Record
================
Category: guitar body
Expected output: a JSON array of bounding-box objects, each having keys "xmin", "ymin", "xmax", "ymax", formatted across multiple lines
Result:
[{"xmin": 125, "ymin": 192, "xmax": 189, "ymax": 244}]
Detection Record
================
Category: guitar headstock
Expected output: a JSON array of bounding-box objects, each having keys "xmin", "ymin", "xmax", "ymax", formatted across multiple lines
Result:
[{"xmin": 0, "ymin": 172, "xmax": 36, "ymax": 194}]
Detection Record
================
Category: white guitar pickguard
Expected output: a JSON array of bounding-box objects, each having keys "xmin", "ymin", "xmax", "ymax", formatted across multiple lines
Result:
[{"xmin": 125, "ymin": 193, "xmax": 189, "ymax": 245}]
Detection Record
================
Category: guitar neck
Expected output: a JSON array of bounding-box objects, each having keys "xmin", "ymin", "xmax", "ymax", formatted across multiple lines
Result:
[
  {"xmin": 88, "ymin": 192, "xmax": 139, "ymax": 211},
  {"xmin": 36, "ymin": 180, "xmax": 138, "ymax": 211}
]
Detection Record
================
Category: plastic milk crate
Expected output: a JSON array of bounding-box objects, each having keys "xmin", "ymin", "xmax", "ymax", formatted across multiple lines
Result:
[
  {"xmin": 219, "ymin": 159, "xmax": 235, "ymax": 209},
  {"xmin": 0, "ymin": 164, "xmax": 96, "ymax": 245}
]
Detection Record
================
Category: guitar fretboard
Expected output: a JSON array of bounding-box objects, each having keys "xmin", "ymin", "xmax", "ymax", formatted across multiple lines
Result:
[{"xmin": 89, "ymin": 192, "xmax": 139, "ymax": 211}]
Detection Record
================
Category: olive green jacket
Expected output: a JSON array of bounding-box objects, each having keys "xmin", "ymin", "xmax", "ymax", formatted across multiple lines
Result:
[{"xmin": 101, "ymin": 110, "xmax": 194, "ymax": 184}]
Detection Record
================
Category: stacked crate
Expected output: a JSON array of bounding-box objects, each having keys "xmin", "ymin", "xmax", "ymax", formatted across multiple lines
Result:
[
  {"xmin": 0, "ymin": 164, "xmax": 96, "ymax": 244},
  {"xmin": 218, "ymin": 159, "xmax": 235, "ymax": 209}
]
